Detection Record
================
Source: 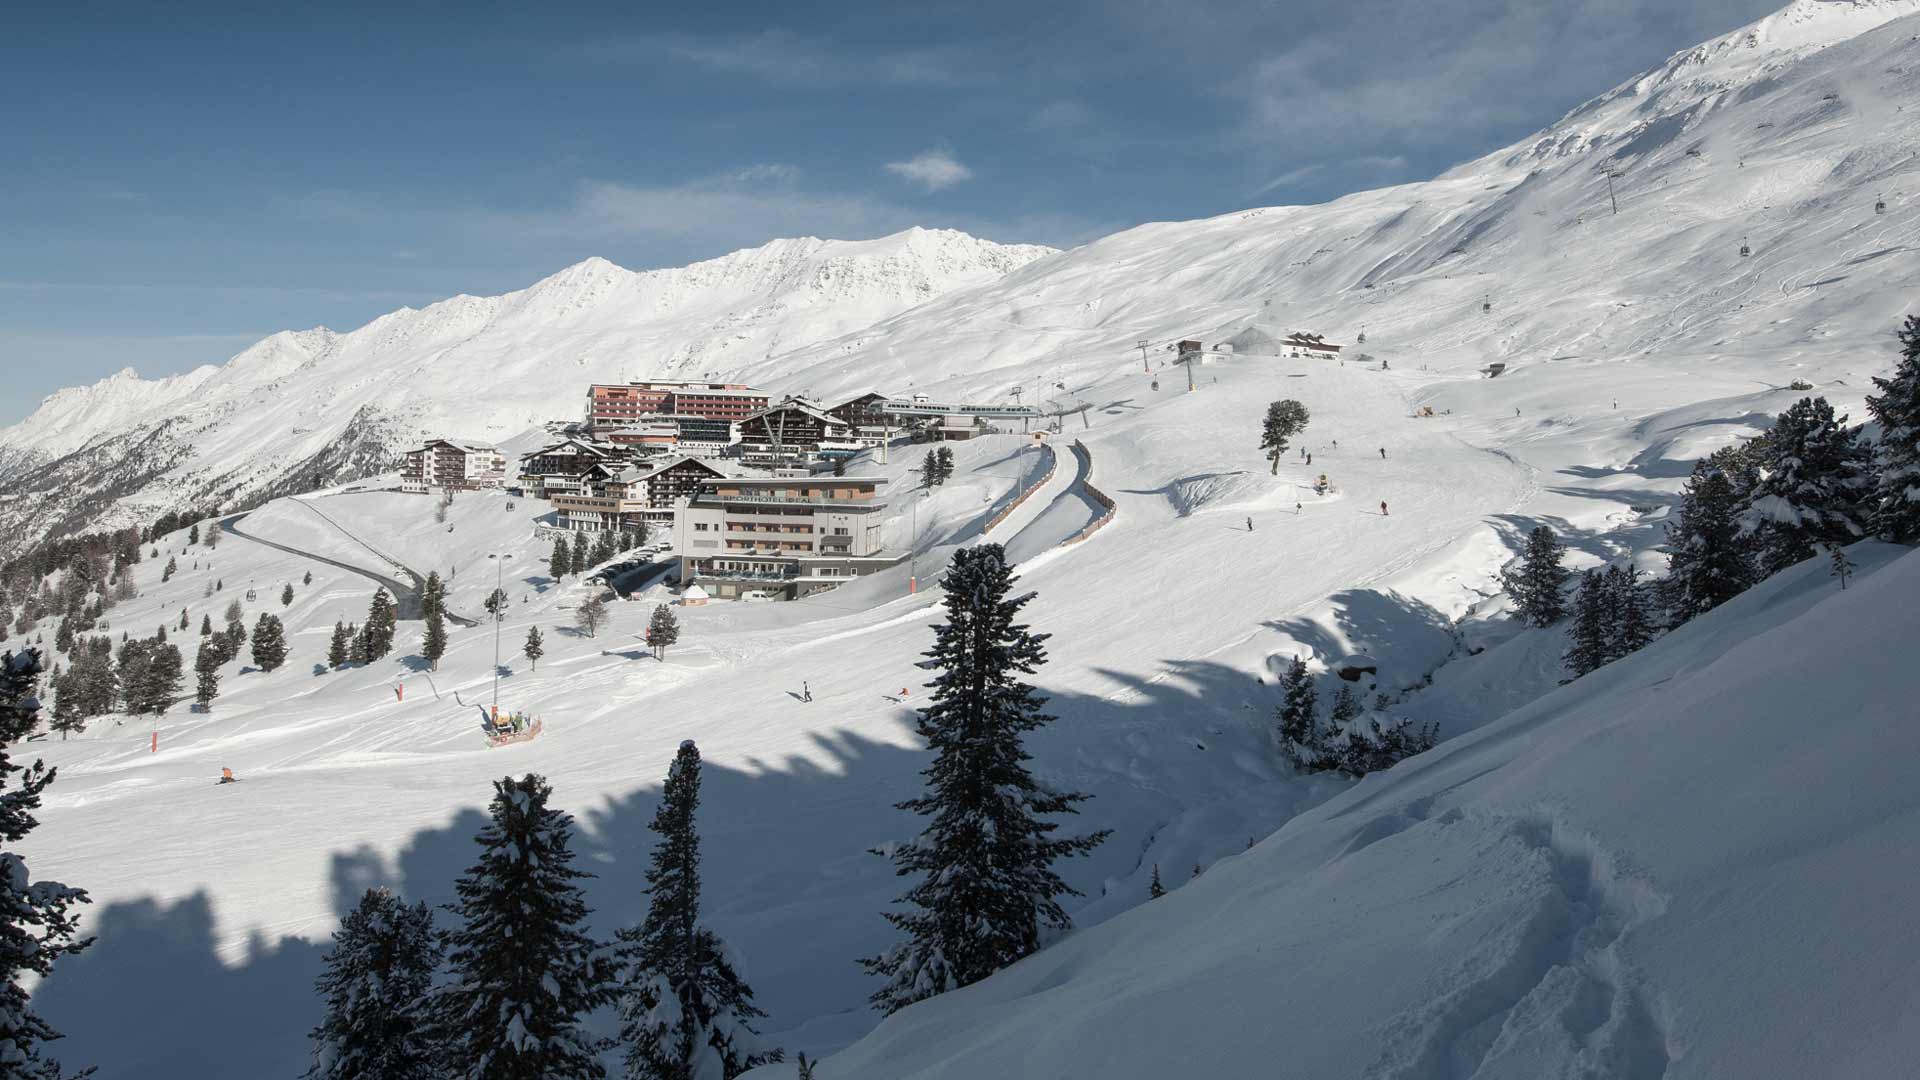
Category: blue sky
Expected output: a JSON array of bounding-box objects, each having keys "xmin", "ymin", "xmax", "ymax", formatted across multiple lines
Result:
[{"xmin": 0, "ymin": 0, "xmax": 1780, "ymax": 423}]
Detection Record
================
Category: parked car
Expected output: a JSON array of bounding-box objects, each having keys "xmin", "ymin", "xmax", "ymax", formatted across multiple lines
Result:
[{"xmin": 740, "ymin": 590, "xmax": 775, "ymax": 603}]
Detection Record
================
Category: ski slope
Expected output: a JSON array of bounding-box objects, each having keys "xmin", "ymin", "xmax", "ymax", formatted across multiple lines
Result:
[{"xmin": 12, "ymin": 2, "xmax": 1920, "ymax": 1076}]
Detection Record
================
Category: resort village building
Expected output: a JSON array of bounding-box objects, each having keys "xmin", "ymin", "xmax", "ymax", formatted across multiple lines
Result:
[
  {"xmin": 736, "ymin": 398, "xmax": 859, "ymax": 467},
  {"xmin": 516, "ymin": 437, "xmax": 626, "ymax": 498},
  {"xmin": 401, "ymin": 439, "xmax": 507, "ymax": 492},
  {"xmin": 550, "ymin": 455, "xmax": 728, "ymax": 533},
  {"xmin": 673, "ymin": 474, "xmax": 901, "ymax": 600}
]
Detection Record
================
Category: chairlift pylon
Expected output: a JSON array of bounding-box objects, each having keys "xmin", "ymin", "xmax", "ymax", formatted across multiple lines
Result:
[{"xmin": 1740, "ymin": 236, "xmax": 1751, "ymax": 257}]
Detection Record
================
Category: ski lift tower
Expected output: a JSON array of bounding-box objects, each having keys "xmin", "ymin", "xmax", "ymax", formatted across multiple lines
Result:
[
  {"xmin": 1176, "ymin": 339, "xmax": 1203, "ymax": 392},
  {"xmin": 1137, "ymin": 338, "xmax": 1151, "ymax": 373}
]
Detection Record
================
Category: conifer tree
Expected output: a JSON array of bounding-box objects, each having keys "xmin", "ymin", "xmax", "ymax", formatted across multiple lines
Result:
[
  {"xmin": 304, "ymin": 570, "xmax": 314, "ymax": 586},
  {"xmin": 421, "ymin": 605, "xmax": 446, "ymax": 672},
  {"xmin": 1664, "ymin": 454, "xmax": 1754, "ymax": 626},
  {"xmin": 162, "ymin": 556, "xmax": 177, "ymax": 583},
  {"xmin": 1327, "ymin": 683, "xmax": 1361, "ymax": 731},
  {"xmin": 188, "ymin": 524, "xmax": 199, "ymax": 546},
  {"xmin": 0, "ymin": 649, "xmax": 93, "ymax": 1079},
  {"xmin": 224, "ymin": 598, "xmax": 244, "ymax": 626},
  {"xmin": 363, "ymin": 588, "xmax": 397, "ymax": 660},
  {"xmin": 616, "ymin": 741, "xmax": 781, "ymax": 1080},
  {"xmin": 422, "ymin": 572, "xmax": 446, "ymax": 622},
  {"xmin": 1737, "ymin": 397, "xmax": 1870, "ymax": 577},
  {"xmin": 194, "ymin": 640, "xmax": 221, "ymax": 710},
  {"xmin": 862, "ymin": 544, "xmax": 1109, "ymax": 1015},
  {"xmin": 572, "ymin": 531, "xmax": 591, "ymax": 575},
  {"xmin": 1603, "ymin": 565, "xmax": 1655, "ymax": 662},
  {"xmin": 1148, "ymin": 864, "xmax": 1165, "ymax": 900},
  {"xmin": 1866, "ymin": 315, "xmax": 1920, "ymax": 543},
  {"xmin": 252, "ymin": 613, "xmax": 289, "ymax": 673},
  {"xmin": 918, "ymin": 450, "xmax": 941, "ymax": 489},
  {"xmin": 327, "ymin": 622, "xmax": 350, "ymax": 670},
  {"xmin": 1259, "ymin": 399, "xmax": 1311, "ymax": 474},
  {"xmin": 523, "ymin": 626, "xmax": 545, "ymax": 671},
  {"xmin": 1274, "ymin": 655, "xmax": 1321, "ymax": 768},
  {"xmin": 178, "ymin": 608, "xmax": 189, "ymax": 631},
  {"xmin": 205, "ymin": 519, "xmax": 222, "ymax": 549},
  {"xmin": 436, "ymin": 774, "xmax": 615, "ymax": 1080},
  {"xmin": 551, "ymin": 535, "xmax": 573, "ymax": 579},
  {"xmin": 282, "ymin": 583, "xmax": 295, "ymax": 606},
  {"xmin": 349, "ymin": 627, "xmax": 370, "ymax": 667},
  {"xmin": 646, "ymin": 605, "xmax": 680, "ymax": 661},
  {"xmin": 303, "ymin": 888, "xmax": 443, "ymax": 1080},
  {"xmin": 1828, "ymin": 543, "xmax": 1856, "ymax": 590},
  {"xmin": 200, "ymin": 613, "xmax": 213, "ymax": 636},
  {"xmin": 1564, "ymin": 570, "xmax": 1610, "ymax": 677},
  {"xmin": 935, "ymin": 446, "xmax": 955, "ymax": 485},
  {"xmin": 1502, "ymin": 525, "xmax": 1569, "ymax": 626},
  {"xmin": 47, "ymin": 673, "xmax": 84, "ymax": 740}
]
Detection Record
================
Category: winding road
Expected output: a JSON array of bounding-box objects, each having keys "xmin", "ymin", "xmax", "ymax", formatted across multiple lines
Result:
[{"xmin": 222, "ymin": 510, "xmax": 478, "ymax": 626}]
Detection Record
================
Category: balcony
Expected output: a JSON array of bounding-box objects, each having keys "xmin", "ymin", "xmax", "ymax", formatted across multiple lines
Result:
[{"xmin": 703, "ymin": 491, "xmax": 887, "ymax": 509}]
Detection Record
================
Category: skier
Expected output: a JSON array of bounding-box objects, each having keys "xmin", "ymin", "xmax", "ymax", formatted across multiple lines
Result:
[
  {"xmin": 1306, "ymin": 453, "xmax": 1312, "ymax": 465},
  {"xmin": 802, "ymin": 681, "xmax": 813, "ymax": 702},
  {"xmin": 1246, "ymin": 516, "xmax": 1254, "ymax": 532},
  {"xmin": 217, "ymin": 767, "xmax": 238, "ymax": 785},
  {"xmin": 1295, "ymin": 501, "xmax": 1302, "ymax": 515},
  {"xmin": 1515, "ymin": 407, "xmax": 1521, "ymax": 417},
  {"xmin": 1380, "ymin": 501, "xmax": 1389, "ymax": 516},
  {"xmin": 1379, "ymin": 447, "xmax": 1386, "ymax": 459}
]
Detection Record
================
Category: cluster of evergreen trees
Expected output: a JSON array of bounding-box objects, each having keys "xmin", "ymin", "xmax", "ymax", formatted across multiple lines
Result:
[
  {"xmin": 917, "ymin": 447, "xmax": 956, "ymax": 488},
  {"xmin": 551, "ymin": 528, "xmax": 644, "ymax": 580},
  {"xmin": 326, "ymin": 588, "xmax": 399, "ymax": 670},
  {"xmin": 1273, "ymin": 656, "xmax": 1436, "ymax": 778},
  {"xmin": 304, "ymin": 750, "xmax": 780, "ymax": 1080},
  {"xmin": 1500, "ymin": 317, "xmax": 1920, "ymax": 682}
]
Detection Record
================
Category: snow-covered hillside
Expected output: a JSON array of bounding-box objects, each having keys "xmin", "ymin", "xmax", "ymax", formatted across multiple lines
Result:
[
  {"xmin": 10, "ymin": 2, "xmax": 1920, "ymax": 1077},
  {"xmin": 0, "ymin": 228, "xmax": 1054, "ymax": 553}
]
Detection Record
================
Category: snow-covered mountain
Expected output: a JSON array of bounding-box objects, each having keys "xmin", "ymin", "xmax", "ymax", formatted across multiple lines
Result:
[
  {"xmin": 0, "ymin": 228, "xmax": 1055, "ymax": 553},
  {"xmin": 13, "ymin": 4, "xmax": 1920, "ymax": 1078}
]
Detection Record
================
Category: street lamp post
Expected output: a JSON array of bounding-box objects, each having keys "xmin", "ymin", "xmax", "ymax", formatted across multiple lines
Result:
[{"xmin": 487, "ymin": 553, "xmax": 512, "ymax": 718}]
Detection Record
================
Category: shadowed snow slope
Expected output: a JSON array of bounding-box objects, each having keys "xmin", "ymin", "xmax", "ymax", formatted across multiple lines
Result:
[{"xmin": 787, "ymin": 543, "xmax": 1920, "ymax": 1080}]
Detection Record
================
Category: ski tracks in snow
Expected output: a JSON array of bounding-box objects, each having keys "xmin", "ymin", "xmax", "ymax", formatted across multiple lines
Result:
[{"xmin": 1360, "ymin": 806, "xmax": 1674, "ymax": 1080}]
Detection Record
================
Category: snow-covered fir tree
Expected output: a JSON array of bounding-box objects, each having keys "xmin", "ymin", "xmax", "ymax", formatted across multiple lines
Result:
[
  {"xmin": 1502, "ymin": 525, "xmax": 1569, "ymax": 627},
  {"xmin": 303, "ymin": 887, "xmax": 442, "ymax": 1080},
  {"xmin": 436, "ymin": 773, "xmax": 616, "ymax": 1080},
  {"xmin": 0, "ymin": 648, "xmax": 93, "ymax": 1079},
  {"xmin": 1603, "ymin": 565, "xmax": 1655, "ymax": 662},
  {"xmin": 1737, "ymin": 397, "xmax": 1870, "ymax": 577},
  {"xmin": 616, "ymin": 741, "xmax": 781, "ymax": 1080},
  {"xmin": 1259, "ymin": 400, "xmax": 1311, "ymax": 474},
  {"xmin": 363, "ymin": 589, "xmax": 397, "ymax": 660},
  {"xmin": 327, "ymin": 621, "xmax": 350, "ymax": 669},
  {"xmin": 1664, "ymin": 452, "xmax": 1755, "ymax": 626},
  {"xmin": 422, "ymin": 572, "xmax": 446, "ymax": 621},
  {"xmin": 1274, "ymin": 655, "xmax": 1320, "ymax": 768},
  {"xmin": 1865, "ymin": 315, "xmax": 1920, "ymax": 543},
  {"xmin": 252, "ymin": 613, "xmax": 288, "ymax": 673},
  {"xmin": 282, "ymin": 582, "xmax": 295, "ymax": 606},
  {"xmin": 1564, "ymin": 570, "xmax": 1611, "ymax": 678},
  {"xmin": 572, "ymin": 532, "xmax": 591, "ymax": 575},
  {"xmin": 862, "ymin": 544, "xmax": 1109, "ymax": 1015},
  {"xmin": 550, "ymin": 536, "xmax": 573, "ymax": 579},
  {"xmin": 422, "ymin": 605, "xmax": 447, "ymax": 671}
]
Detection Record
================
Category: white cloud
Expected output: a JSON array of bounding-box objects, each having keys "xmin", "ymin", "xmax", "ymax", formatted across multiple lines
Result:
[
  {"xmin": 884, "ymin": 149, "xmax": 974, "ymax": 192},
  {"xmin": 588, "ymin": 31, "xmax": 972, "ymax": 88}
]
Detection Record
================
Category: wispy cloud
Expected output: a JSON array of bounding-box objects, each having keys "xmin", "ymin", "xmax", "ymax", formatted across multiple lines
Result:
[
  {"xmin": 583, "ymin": 30, "xmax": 973, "ymax": 88},
  {"xmin": 884, "ymin": 149, "xmax": 974, "ymax": 192}
]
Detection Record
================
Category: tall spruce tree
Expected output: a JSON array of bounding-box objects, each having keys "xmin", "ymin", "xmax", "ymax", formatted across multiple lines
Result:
[
  {"xmin": 422, "ymin": 606, "xmax": 447, "ymax": 671},
  {"xmin": 437, "ymin": 773, "xmax": 615, "ymax": 1080},
  {"xmin": 1737, "ymin": 397, "xmax": 1870, "ymax": 577},
  {"xmin": 327, "ymin": 621, "xmax": 350, "ymax": 669},
  {"xmin": 572, "ymin": 531, "xmax": 591, "ymax": 575},
  {"xmin": 363, "ymin": 589, "xmax": 397, "ymax": 660},
  {"xmin": 523, "ymin": 626, "xmax": 545, "ymax": 672},
  {"xmin": 918, "ymin": 450, "xmax": 941, "ymax": 490},
  {"xmin": 1864, "ymin": 315, "xmax": 1920, "ymax": 542},
  {"xmin": 200, "ymin": 613, "xmax": 212, "ymax": 636},
  {"xmin": 282, "ymin": 582, "xmax": 295, "ymax": 606},
  {"xmin": 349, "ymin": 626, "xmax": 370, "ymax": 667},
  {"xmin": 1502, "ymin": 526, "xmax": 1569, "ymax": 627},
  {"xmin": 1603, "ymin": 565, "xmax": 1655, "ymax": 662},
  {"xmin": 1148, "ymin": 864, "xmax": 1165, "ymax": 900},
  {"xmin": 422, "ymin": 572, "xmax": 446, "ymax": 621},
  {"xmin": 1664, "ymin": 454, "xmax": 1754, "ymax": 626},
  {"xmin": 1564, "ymin": 570, "xmax": 1611, "ymax": 677},
  {"xmin": 0, "ymin": 649, "xmax": 93, "ymax": 1079},
  {"xmin": 194, "ymin": 640, "xmax": 222, "ymax": 709},
  {"xmin": 1259, "ymin": 400, "xmax": 1311, "ymax": 474},
  {"xmin": 616, "ymin": 741, "xmax": 780, "ymax": 1080},
  {"xmin": 862, "ymin": 544, "xmax": 1109, "ymax": 1015},
  {"xmin": 1274, "ymin": 655, "xmax": 1321, "ymax": 768},
  {"xmin": 252, "ymin": 613, "xmax": 288, "ymax": 673},
  {"xmin": 551, "ymin": 535, "xmax": 573, "ymax": 579},
  {"xmin": 303, "ymin": 888, "xmax": 442, "ymax": 1080},
  {"xmin": 935, "ymin": 447, "xmax": 955, "ymax": 485}
]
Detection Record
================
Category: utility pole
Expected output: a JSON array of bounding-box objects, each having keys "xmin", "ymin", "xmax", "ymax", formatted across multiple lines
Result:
[
  {"xmin": 487, "ymin": 552, "xmax": 511, "ymax": 720},
  {"xmin": 1137, "ymin": 339, "xmax": 1151, "ymax": 373},
  {"xmin": 1604, "ymin": 168, "xmax": 1621, "ymax": 216}
]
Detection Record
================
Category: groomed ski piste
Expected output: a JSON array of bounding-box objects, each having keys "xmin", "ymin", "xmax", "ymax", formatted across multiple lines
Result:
[{"xmin": 14, "ymin": 3, "xmax": 1920, "ymax": 1076}]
